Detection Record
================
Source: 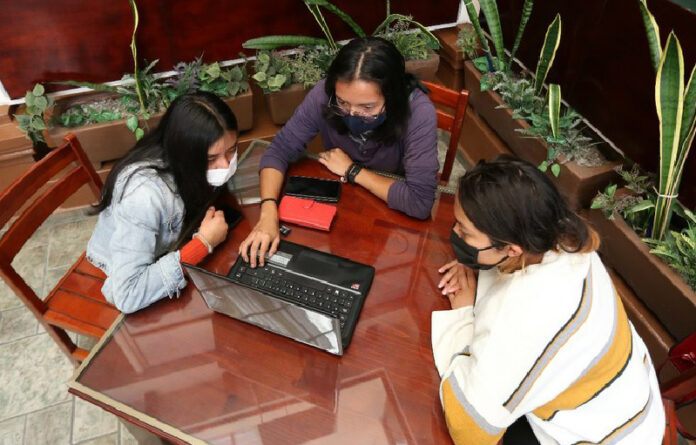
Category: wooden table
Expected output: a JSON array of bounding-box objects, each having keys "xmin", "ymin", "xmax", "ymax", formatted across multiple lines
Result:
[{"xmin": 69, "ymin": 158, "xmax": 458, "ymax": 445}]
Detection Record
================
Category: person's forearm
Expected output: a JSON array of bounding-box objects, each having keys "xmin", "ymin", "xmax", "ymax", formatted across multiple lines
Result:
[
  {"xmin": 259, "ymin": 168, "xmax": 285, "ymax": 215},
  {"xmin": 352, "ymin": 168, "xmax": 395, "ymax": 202}
]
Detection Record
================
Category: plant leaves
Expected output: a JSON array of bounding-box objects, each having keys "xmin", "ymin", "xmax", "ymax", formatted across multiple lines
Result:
[
  {"xmin": 126, "ymin": 115, "xmax": 138, "ymax": 132},
  {"xmin": 551, "ymin": 163, "xmax": 561, "ymax": 177},
  {"xmin": 534, "ymin": 14, "xmax": 562, "ymax": 96},
  {"xmin": 548, "ymin": 83, "xmax": 561, "ymax": 139},
  {"xmin": 652, "ymin": 32, "xmax": 685, "ymax": 240},
  {"xmin": 135, "ymin": 128, "xmax": 144, "ymax": 140},
  {"xmin": 509, "ymin": 0, "xmax": 534, "ymax": 71},
  {"xmin": 242, "ymin": 35, "xmax": 329, "ymax": 50},
  {"xmin": 463, "ymin": 0, "xmax": 493, "ymax": 63},
  {"xmin": 306, "ymin": 0, "xmax": 366, "ymax": 38},
  {"xmin": 637, "ymin": 0, "xmax": 662, "ymax": 73},
  {"xmin": 478, "ymin": 0, "xmax": 506, "ymax": 71}
]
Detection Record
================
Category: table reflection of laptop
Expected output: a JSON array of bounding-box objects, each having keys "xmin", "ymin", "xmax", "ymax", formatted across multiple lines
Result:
[{"xmin": 184, "ymin": 240, "xmax": 374, "ymax": 356}]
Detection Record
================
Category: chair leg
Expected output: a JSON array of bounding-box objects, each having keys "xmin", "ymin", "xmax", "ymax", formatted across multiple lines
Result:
[
  {"xmin": 44, "ymin": 322, "xmax": 82, "ymax": 367},
  {"xmin": 664, "ymin": 398, "xmax": 678, "ymax": 445}
]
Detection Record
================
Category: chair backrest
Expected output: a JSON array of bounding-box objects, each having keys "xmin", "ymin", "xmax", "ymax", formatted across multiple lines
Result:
[
  {"xmin": 0, "ymin": 134, "xmax": 103, "ymax": 318},
  {"xmin": 422, "ymin": 81, "xmax": 470, "ymax": 185}
]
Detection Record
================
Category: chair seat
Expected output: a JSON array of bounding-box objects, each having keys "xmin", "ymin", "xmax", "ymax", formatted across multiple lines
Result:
[{"xmin": 43, "ymin": 254, "xmax": 119, "ymax": 339}]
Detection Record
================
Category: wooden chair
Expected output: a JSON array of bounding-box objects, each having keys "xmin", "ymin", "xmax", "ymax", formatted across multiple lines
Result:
[
  {"xmin": 422, "ymin": 81, "xmax": 470, "ymax": 185},
  {"xmin": 662, "ymin": 366, "xmax": 696, "ymax": 445},
  {"xmin": 0, "ymin": 134, "xmax": 119, "ymax": 365}
]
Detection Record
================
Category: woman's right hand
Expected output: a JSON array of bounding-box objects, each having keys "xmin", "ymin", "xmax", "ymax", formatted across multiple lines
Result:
[
  {"xmin": 198, "ymin": 207, "xmax": 229, "ymax": 248},
  {"xmin": 238, "ymin": 205, "xmax": 280, "ymax": 267}
]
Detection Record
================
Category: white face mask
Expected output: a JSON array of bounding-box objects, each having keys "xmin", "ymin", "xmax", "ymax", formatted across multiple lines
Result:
[{"xmin": 206, "ymin": 152, "xmax": 237, "ymax": 187}]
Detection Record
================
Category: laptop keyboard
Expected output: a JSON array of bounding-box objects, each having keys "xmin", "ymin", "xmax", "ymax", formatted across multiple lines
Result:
[{"xmin": 233, "ymin": 263, "xmax": 356, "ymax": 330}]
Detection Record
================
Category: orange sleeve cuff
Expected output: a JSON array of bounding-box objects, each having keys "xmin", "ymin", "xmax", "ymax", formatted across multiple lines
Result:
[{"xmin": 180, "ymin": 237, "xmax": 209, "ymax": 265}]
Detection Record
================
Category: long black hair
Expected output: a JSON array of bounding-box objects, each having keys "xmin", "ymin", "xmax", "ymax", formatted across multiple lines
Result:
[
  {"xmin": 93, "ymin": 92, "xmax": 238, "ymax": 229},
  {"xmin": 457, "ymin": 156, "xmax": 599, "ymax": 271},
  {"xmin": 324, "ymin": 37, "xmax": 428, "ymax": 145}
]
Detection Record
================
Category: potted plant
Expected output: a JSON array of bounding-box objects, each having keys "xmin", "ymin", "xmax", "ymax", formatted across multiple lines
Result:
[
  {"xmin": 376, "ymin": 16, "xmax": 441, "ymax": 82},
  {"xmin": 47, "ymin": 58, "xmax": 252, "ymax": 166},
  {"xmin": 251, "ymin": 47, "xmax": 333, "ymax": 125},
  {"xmin": 589, "ymin": 0, "xmax": 696, "ymax": 341},
  {"xmin": 462, "ymin": 0, "xmax": 620, "ymax": 209}
]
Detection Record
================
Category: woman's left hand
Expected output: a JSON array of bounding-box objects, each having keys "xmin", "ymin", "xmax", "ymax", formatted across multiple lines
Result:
[
  {"xmin": 438, "ymin": 260, "xmax": 477, "ymax": 309},
  {"xmin": 318, "ymin": 148, "xmax": 353, "ymax": 177}
]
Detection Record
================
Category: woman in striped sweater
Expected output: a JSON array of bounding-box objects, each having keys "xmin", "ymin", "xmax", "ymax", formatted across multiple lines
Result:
[{"xmin": 433, "ymin": 156, "xmax": 664, "ymax": 445}]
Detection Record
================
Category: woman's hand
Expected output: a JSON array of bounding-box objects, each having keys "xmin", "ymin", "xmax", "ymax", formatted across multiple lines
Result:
[
  {"xmin": 238, "ymin": 204, "xmax": 280, "ymax": 268},
  {"xmin": 438, "ymin": 260, "xmax": 477, "ymax": 309},
  {"xmin": 198, "ymin": 207, "xmax": 229, "ymax": 248},
  {"xmin": 318, "ymin": 148, "xmax": 353, "ymax": 177}
]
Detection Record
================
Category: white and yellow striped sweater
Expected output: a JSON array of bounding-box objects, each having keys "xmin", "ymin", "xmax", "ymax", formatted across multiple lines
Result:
[{"xmin": 432, "ymin": 250, "xmax": 664, "ymax": 445}]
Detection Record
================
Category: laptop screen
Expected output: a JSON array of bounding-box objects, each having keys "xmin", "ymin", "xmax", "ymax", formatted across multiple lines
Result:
[{"xmin": 185, "ymin": 265, "xmax": 342, "ymax": 355}]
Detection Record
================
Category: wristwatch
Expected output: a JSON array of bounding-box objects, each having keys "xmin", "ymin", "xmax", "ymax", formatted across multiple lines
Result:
[{"xmin": 341, "ymin": 163, "xmax": 364, "ymax": 184}]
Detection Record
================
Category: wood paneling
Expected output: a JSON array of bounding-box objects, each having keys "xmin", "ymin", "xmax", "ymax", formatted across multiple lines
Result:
[{"xmin": 0, "ymin": 1, "xmax": 458, "ymax": 98}]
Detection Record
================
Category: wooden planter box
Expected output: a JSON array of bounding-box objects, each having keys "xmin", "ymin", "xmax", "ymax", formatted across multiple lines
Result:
[
  {"xmin": 464, "ymin": 61, "xmax": 620, "ymax": 210},
  {"xmin": 264, "ymin": 83, "xmax": 309, "ymax": 125},
  {"xmin": 588, "ymin": 209, "xmax": 696, "ymax": 341},
  {"xmin": 48, "ymin": 90, "xmax": 254, "ymax": 166},
  {"xmin": 458, "ymin": 111, "xmax": 511, "ymax": 166},
  {"xmin": 405, "ymin": 51, "xmax": 440, "ymax": 82}
]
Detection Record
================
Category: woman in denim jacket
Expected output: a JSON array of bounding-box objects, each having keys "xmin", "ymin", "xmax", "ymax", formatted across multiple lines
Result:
[{"xmin": 87, "ymin": 92, "xmax": 237, "ymax": 313}]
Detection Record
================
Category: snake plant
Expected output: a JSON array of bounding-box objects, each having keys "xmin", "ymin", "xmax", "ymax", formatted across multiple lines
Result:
[{"xmin": 639, "ymin": 2, "xmax": 696, "ymax": 241}]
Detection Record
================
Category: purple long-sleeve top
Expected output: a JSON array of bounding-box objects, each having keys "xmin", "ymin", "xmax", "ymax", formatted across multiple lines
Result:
[{"xmin": 258, "ymin": 79, "xmax": 439, "ymax": 220}]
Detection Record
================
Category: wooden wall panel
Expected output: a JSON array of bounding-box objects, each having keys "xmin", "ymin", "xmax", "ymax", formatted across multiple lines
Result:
[{"xmin": 0, "ymin": 0, "xmax": 458, "ymax": 99}]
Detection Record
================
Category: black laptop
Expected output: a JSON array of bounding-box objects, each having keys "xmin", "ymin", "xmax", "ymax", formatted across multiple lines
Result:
[{"xmin": 184, "ymin": 240, "xmax": 374, "ymax": 355}]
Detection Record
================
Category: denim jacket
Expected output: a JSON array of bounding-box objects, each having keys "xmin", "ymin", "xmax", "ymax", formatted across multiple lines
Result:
[{"xmin": 87, "ymin": 161, "xmax": 187, "ymax": 313}]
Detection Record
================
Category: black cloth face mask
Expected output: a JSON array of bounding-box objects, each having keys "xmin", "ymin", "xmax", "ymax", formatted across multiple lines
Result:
[{"xmin": 450, "ymin": 228, "xmax": 508, "ymax": 271}]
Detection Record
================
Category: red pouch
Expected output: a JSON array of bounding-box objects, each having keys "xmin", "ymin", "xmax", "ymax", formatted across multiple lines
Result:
[{"xmin": 278, "ymin": 196, "xmax": 337, "ymax": 231}]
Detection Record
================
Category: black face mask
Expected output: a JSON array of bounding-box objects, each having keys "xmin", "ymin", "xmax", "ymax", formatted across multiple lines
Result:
[{"xmin": 450, "ymin": 229, "xmax": 508, "ymax": 271}]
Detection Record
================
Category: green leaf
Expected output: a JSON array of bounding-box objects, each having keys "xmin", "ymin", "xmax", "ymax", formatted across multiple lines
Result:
[
  {"xmin": 478, "ymin": 0, "xmax": 506, "ymax": 71},
  {"xmin": 304, "ymin": 3, "xmax": 336, "ymax": 49},
  {"xmin": 135, "ymin": 128, "xmax": 144, "ymax": 140},
  {"xmin": 24, "ymin": 92, "xmax": 36, "ymax": 108},
  {"xmin": 205, "ymin": 62, "xmax": 221, "ymax": 80},
  {"xmin": 607, "ymin": 183, "xmax": 618, "ymax": 197},
  {"xmin": 32, "ymin": 84, "xmax": 45, "ymax": 96},
  {"xmin": 539, "ymin": 160, "xmax": 548, "ymax": 172},
  {"xmin": 508, "ymin": 0, "xmax": 534, "ymax": 71},
  {"xmin": 463, "ymin": 0, "xmax": 493, "ymax": 62},
  {"xmin": 551, "ymin": 163, "xmax": 561, "ymax": 177},
  {"xmin": 638, "ymin": 0, "xmax": 662, "ymax": 73},
  {"xmin": 252, "ymin": 72, "xmax": 267, "ymax": 82},
  {"xmin": 306, "ymin": 0, "xmax": 366, "ymax": 38},
  {"xmin": 534, "ymin": 14, "xmax": 562, "ymax": 96},
  {"xmin": 548, "ymin": 83, "xmax": 561, "ymax": 139},
  {"xmin": 126, "ymin": 115, "xmax": 138, "ymax": 132},
  {"xmin": 31, "ymin": 116, "xmax": 46, "ymax": 130},
  {"xmin": 652, "ymin": 32, "xmax": 685, "ymax": 240},
  {"xmin": 473, "ymin": 56, "xmax": 491, "ymax": 73},
  {"xmin": 243, "ymin": 35, "xmax": 329, "ymax": 50},
  {"xmin": 53, "ymin": 80, "xmax": 119, "ymax": 93},
  {"xmin": 34, "ymin": 96, "xmax": 48, "ymax": 111}
]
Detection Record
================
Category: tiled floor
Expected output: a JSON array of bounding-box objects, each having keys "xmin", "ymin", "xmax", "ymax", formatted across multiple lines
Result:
[
  {"xmin": 0, "ymin": 137, "xmax": 468, "ymax": 445},
  {"xmin": 0, "ymin": 210, "xmax": 146, "ymax": 445}
]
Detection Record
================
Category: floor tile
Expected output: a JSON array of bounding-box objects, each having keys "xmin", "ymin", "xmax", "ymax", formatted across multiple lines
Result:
[
  {"xmin": 0, "ymin": 333, "xmax": 73, "ymax": 421},
  {"xmin": 0, "ymin": 415, "xmax": 25, "ymax": 445},
  {"xmin": 76, "ymin": 433, "xmax": 119, "ymax": 445},
  {"xmin": 43, "ymin": 266, "xmax": 70, "ymax": 301},
  {"xmin": 72, "ymin": 396, "xmax": 118, "ymax": 443},
  {"xmin": 47, "ymin": 218, "xmax": 97, "ymax": 269},
  {"xmin": 0, "ymin": 306, "xmax": 38, "ymax": 344},
  {"xmin": 0, "ymin": 280, "xmax": 23, "ymax": 313},
  {"xmin": 24, "ymin": 401, "xmax": 72, "ymax": 445},
  {"xmin": 10, "ymin": 243, "xmax": 48, "ymax": 300}
]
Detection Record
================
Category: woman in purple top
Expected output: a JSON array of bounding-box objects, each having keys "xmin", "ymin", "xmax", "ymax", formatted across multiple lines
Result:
[{"xmin": 240, "ymin": 37, "xmax": 439, "ymax": 266}]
